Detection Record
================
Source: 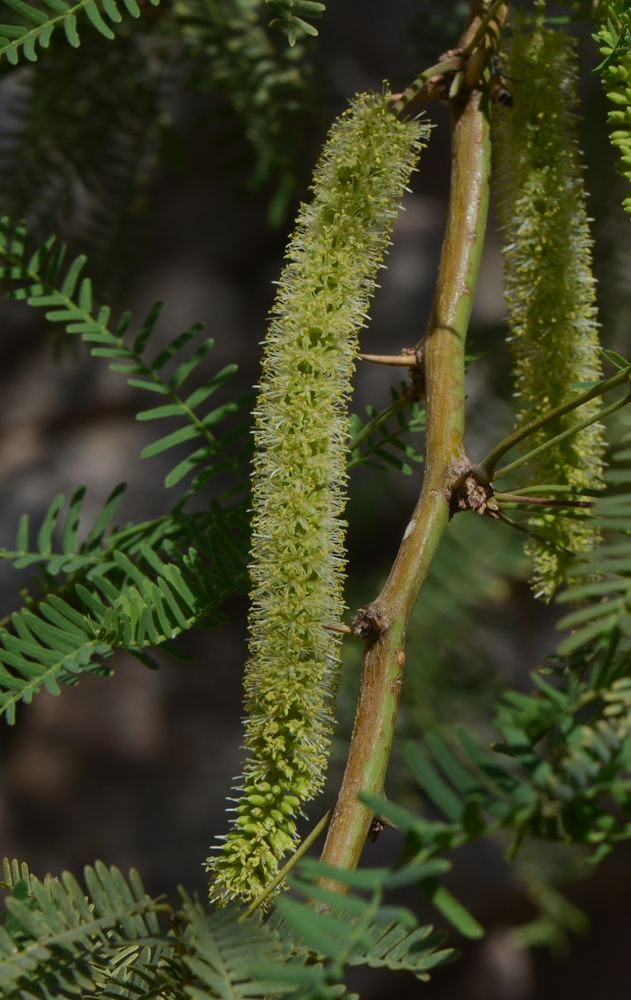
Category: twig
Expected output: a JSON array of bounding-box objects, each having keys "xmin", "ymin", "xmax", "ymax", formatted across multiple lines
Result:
[
  {"xmin": 358, "ymin": 353, "xmax": 416, "ymax": 366},
  {"xmin": 504, "ymin": 484, "xmax": 604, "ymax": 497},
  {"xmin": 494, "ymin": 493, "xmax": 594, "ymax": 509},
  {"xmin": 241, "ymin": 809, "xmax": 332, "ymax": 919},
  {"xmin": 495, "ymin": 510, "xmax": 575, "ymax": 557},
  {"xmin": 391, "ymin": 56, "xmax": 462, "ymax": 114},
  {"xmin": 472, "ymin": 370, "xmax": 631, "ymax": 484},
  {"xmin": 391, "ymin": 0, "xmax": 507, "ymax": 113},
  {"xmin": 318, "ymin": 1, "xmax": 497, "ymax": 886},
  {"xmin": 462, "ymin": 0, "xmax": 508, "ymax": 57},
  {"xmin": 494, "ymin": 389, "xmax": 631, "ymax": 482}
]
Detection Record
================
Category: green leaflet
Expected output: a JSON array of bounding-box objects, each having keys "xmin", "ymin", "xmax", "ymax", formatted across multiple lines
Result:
[
  {"xmin": 0, "ymin": 482, "xmax": 251, "ymax": 723},
  {"xmin": 0, "ymin": 221, "xmax": 254, "ymax": 498},
  {"xmin": 206, "ymin": 91, "xmax": 430, "ymax": 904},
  {"xmin": 0, "ymin": 0, "xmax": 159, "ymax": 65},
  {"xmin": 493, "ymin": 12, "xmax": 605, "ymax": 599},
  {"xmin": 266, "ymin": 0, "xmax": 325, "ymax": 46},
  {"xmin": 0, "ymin": 222, "xmax": 255, "ymax": 722},
  {"xmin": 0, "ymin": 854, "xmax": 455, "ymax": 999},
  {"xmin": 0, "ymin": 859, "xmax": 168, "ymax": 997},
  {"xmin": 173, "ymin": 0, "xmax": 315, "ymax": 194},
  {"xmin": 595, "ymin": 1, "xmax": 631, "ymax": 215}
]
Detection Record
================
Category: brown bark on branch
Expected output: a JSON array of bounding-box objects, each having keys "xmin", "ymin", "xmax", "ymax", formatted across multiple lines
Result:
[{"xmin": 318, "ymin": 5, "xmax": 501, "ymax": 886}]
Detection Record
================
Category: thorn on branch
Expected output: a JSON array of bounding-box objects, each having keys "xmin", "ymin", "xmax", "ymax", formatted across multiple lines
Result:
[
  {"xmin": 358, "ymin": 351, "xmax": 416, "ymax": 367},
  {"xmin": 358, "ymin": 347, "xmax": 426, "ymax": 401},
  {"xmin": 323, "ymin": 623, "xmax": 354, "ymax": 635}
]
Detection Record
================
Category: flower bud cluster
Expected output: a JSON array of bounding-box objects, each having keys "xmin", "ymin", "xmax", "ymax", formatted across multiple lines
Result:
[
  {"xmin": 494, "ymin": 17, "xmax": 604, "ymax": 600},
  {"xmin": 206, "ymin": 91, "xmax": 429, "ymax": 903}
]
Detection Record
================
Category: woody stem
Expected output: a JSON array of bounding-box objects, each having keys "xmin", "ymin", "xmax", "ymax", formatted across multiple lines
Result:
[{"xmin": 319, "ymin": 5, "xmax": 496, "ymax": 886}]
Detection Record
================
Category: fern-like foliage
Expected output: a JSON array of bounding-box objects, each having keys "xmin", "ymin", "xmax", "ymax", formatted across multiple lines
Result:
[
  {"xmin": 265, "ymin": 0, "xmax": 324, "ymax": 46},
  {"xmin": 359, "ymin": 725, "xmax": 618, "ymax": 937},
  {"xmin": 272, "ymin": 858, "xmax": 459, "ymax": 988},
  {"xmin": 1, "ymin": 857, "xmax": 286, "ymax": 1000},
  {"xmin": 0, "ymin": 0, "xmax": 159, "ymax": 65},
  {"xmin": 181, "ymin": 895, "xmax": 292, "ymax": 1000},
  {"xmin": 593, "ymin": 0, "xmax": 631, "ymax": 215},
  {"xmin": 0, "ymin": 220, "xmax": 254, "ymax": 496},
  {"xmin": 0, "ymin": 509, "xmax": 249, "ymax": 723},
  {"xmin": 0, "ymin": 859, "xmax": 172, "ymax": 999},
  {"xmin": 0, "ymin": 24, "xmax": 170, "ymax": 301},
  {"xmin": 172, "ymin": 0, "xmax": 318, "ymax": 199},
  {"xmin": 219, "ymin": 858, "xmax": 459, "ymax": 999},
  {"xmin": 0, "ymin": 485, "xmax": 249, "ymax": 597},
  {"xmin": 0, "ymin": 854, "xmax": 458, "ymax": 999},
  {"xmin": 0, "ymin": 219, "xmax": 253, "ymax": 722}
]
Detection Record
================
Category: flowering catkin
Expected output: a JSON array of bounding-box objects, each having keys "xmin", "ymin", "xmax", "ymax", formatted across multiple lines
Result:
[
  {"xmin": 206, "ymin": 91, "xmax": 429, "ymax": 903},
  {"xmin": 494, "ymin": 16, "xmax": 604, "ymax": 600}
]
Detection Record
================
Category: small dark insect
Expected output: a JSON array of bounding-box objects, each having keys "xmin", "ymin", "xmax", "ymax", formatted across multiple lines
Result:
[
  {"xmin": 367, "ymin": 818, "xmax": 385, "ymax": 843},
  {"xmin": 490, "ymin": 56, "xmax": 514, "ymax": 107}
]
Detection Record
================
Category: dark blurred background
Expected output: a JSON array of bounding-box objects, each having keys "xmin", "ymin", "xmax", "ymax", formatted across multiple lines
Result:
[{"xmin": 0, "ymin": 1, "xmax": 629, "ymax": 996}]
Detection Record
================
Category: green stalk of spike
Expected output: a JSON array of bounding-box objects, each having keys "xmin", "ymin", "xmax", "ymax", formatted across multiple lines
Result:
[
  {"xmin": 493, "ymin": 7, "xmax": 605, "ymax": 600},
  {"xmin": 206, "ymin": 91, "xmax": 430, "ymax": 905}
]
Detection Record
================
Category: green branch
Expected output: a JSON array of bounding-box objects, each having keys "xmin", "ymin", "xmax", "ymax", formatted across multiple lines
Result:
[
  {"xmin": 494, "ymin": 384, "xmax": 631, "ymax": 482},
  {"xmin": 241, "ymin": 809, "xmax": 332, "ymax": 919},
  {"xmin": 472, "ymin": 368, "xmax": 631, "ymax": 485},
  {"xmin": 391, "ymin": 56, "xmax": 462, "ymax": 115},
  {"xmin": 462, "ymin": 0, "xmax": 507, "ymax": 57},
  {"xmin": 318, "ymin": 6, "xmax": 496, "ymax": 884},
  {"xmin": 494, "ymin": 493, "xmax": 594, "ymax": 509},
  {"xmin": 496, "ymin": 510, "xmax": 575, "ymax": 557},
  {"xmin": 502, "ymin": 484, "xmax": 604, "ymax": 497}
]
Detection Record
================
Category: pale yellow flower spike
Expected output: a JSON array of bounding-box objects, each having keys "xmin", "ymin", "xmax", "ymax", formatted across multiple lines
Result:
[
  {"xmin": 206, "ymin": 91, "xmax": 430, "ymax": 903},
  {"xmin": 494, "ymin": 12, "xmax": 605, "ymax": 600}
]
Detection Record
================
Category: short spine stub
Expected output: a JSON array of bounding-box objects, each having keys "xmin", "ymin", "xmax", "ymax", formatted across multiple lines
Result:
[
  {"xmin": 206, "ymin": 91, "xmax": 429, "ymax": 904},
  {"xmin": 494, "ymin": 14, "xmax": 604, "ymax": 600}
]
